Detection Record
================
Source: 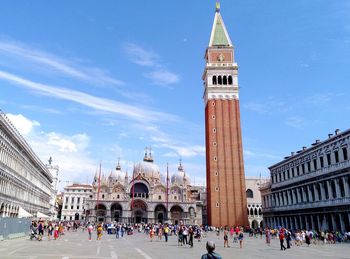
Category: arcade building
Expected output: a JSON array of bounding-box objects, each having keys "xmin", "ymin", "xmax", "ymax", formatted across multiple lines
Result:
[{"xmin": 85, "ymin": 150, "xmax": 204, "ymax": 225}]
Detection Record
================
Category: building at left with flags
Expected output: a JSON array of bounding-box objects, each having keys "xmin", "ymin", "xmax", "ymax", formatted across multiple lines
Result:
[
  {"xmin": 85, "ymin": 149, "xmax": 205, "ymax": 225},
  {"xmin": 0, "ymin": 110, "xmax": 54, "ymax": 218}
]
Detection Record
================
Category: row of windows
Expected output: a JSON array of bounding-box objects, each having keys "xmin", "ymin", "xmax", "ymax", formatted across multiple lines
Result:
[
  {"xmin": 272, "ymin": 147, "xmax": 348, "ymax": 184},
  {"xmin": 65, "ymin": 197, "xmax": 85, "ymax": 204},
  {"xmin": 263, "ymin": 176, "xmax": 350, "ymax": 208},
  {"xmin": 247, "ymin": 207, "xmax": 262, "ymax": 216},
  {"xmin": 211, "ymin": 75, "xmax": 233, "ymax": 85},
  {"xmin": 64, "ymin": 205, "xmax": 84, "ymax": 210}
]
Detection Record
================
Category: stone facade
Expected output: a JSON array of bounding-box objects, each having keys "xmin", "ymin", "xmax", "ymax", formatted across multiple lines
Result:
[
  {"xmin": 261, "ymin": 129, "xmax": 350, "ymax": 232},
  {"xmin": 61, "ymin": 184, "xmax": 93, "ymax": 221},
  {"xmin": 85, "ymin": 151, "xmax": 203, "ymax": 225},
  {"xmin": 0, "ymin": 110, "xmax": 53, "ymax": 218},
  {"xmin": 246, "ymin": 177, "xmax": 269, "ymax": 228},
  {"xmin": 203, "ymin": 5, "xmax": 248, "ymax": 227}
]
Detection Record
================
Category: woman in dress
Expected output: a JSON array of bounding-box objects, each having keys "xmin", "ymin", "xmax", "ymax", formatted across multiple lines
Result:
[
  {"xmin": 97, "ymin": 224, "xmax": 103, "ymax": 240},
  {"xmin": 149, "ymin": 225, "xmax": 155, "ymax": 242}
]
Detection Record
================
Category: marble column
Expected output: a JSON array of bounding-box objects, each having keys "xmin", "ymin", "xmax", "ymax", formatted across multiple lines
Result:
[
  {"xmin": 297, "ymin": 188, "xmax": 302, "ymax": 203},
  {"xmin": 322, "ymin": 215, "xmax": 328, "ymax": 231},
  {"xmin": 302, "ymin": 187, "xmax": 307, "ymax": 202},
  {"xmin": 327, "ymin": 181, "xmax": 333, "ymax": 199},
  {"xmin": 317, "ymin": 215, "xmax": 321, "ymax": 231},
  {"xmin": 305, "ymin": 215, "xmax": 310, "ymax": 230},
  {"xmin": 307, "ymin": 185, "xmax": 312, "ymax": 202},
  {"xmin": 313, "ymin": 183, "xmax": 319, "ymax": 201},
  {"xmin": 311, "ymin": 215, "xmax": 315, "ymax": 230},
  {"xmin": 331, "ymin": 214, "xmax": 336, "ymax": 231},
  {"xmin": 292, "ymin": 189, "xmax": 296, "ymax": 204},
  {"xmin": 339, "ymin": 214, "xmax": 345, "ymax": 233},
  {"xmin": 342, "ymin": 177, "xmax": 350, "ymax": 197},
  {"xmin": 299, "ymin": 215, "xmax": 303, "ymax": 229},
  {"xmin": 294, "ymin": 217, "xmax": 299, "ymax": 230},
  {"xmin": 335, "ymin": 179, "xmax": 341, "ymax": 199},
  {"xmin": 320, "ymin": 182, "xmax": 326, "ymax": 200}
]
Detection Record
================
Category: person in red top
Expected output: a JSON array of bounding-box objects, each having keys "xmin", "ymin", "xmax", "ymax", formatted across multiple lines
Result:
[{"xmin": 279, "ymin": 229, "xmax": 287, "ymax": 251}]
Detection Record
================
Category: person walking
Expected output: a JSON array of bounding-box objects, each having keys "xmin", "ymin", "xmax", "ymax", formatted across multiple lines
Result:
[
  {"xmin": 47, "ymin": 223, "xmax": 53, "ymax": 241},
  {"xmin": 97, "ymin": 224, "xmax": 103, "ymax": 241},
  {"xmin": 279, "ymin": 230, "xmax": 287, "ymax": 250},
  {"xmin": 87, "ymin": 223, "xmax": 93, "ymax": 241},
  {"xmin": 286, "ymin": 230, "xmax": 291, "ymax": 249},
  {"xmin": 188, "ymin": 226, "xmax": 194, "ymax": 248},
  {"xmin": 224, "ymin": 227, "xmax": 230, "ymax": 248},
  {"xmin": 183, "ymin": 226, "xmax": 188, "ymax": 245},
  {"xmin": 164, "ymin": 224, "xmax": 169, "ymax": 242},
  {"xmin": 265, "ymin": 227, "xmax": 271, "ymax": 246},
  {"xmin": 149, "ymin": 226, "xmax": 154, "ymax": 242},
  {"xmin": 238, "ymin": 230, "xmax": 244, "ymax": 249}
]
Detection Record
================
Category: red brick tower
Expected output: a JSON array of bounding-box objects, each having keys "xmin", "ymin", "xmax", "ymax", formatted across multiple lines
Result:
[{"xmin": 203, "ymin": 3, "xmax": 248, "ymax": 227}]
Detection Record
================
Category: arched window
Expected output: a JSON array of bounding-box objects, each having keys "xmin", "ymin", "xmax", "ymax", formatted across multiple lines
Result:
[
  {"xmin": 254, "ymin": 208, "xmax": 258, "ymax": 216},
  {"xmin": 247, "ymin": 208, "xmax": 250, "ymax": 215},
  {"xmin": 223, "ymin": 76, "xmax": 227, "ymax": 85},
  {"xmin": 218, "ymin": 76, "xmax": 222, "ymax": 85},
  {"xmin": 246, "ymin": 189, "xmax": 254, "ymax": 198},
  {"xmin": 250, "ymin": 208, "xmax": 254, "ymax": 215},
  {"xmin": 228, "ymin": 76, "xmax": 233, "ymax": 85},
  {"xmin": 212, "ymin": 76, "xmax": 217, "ymax": 85},
  {"xmin": 259, "ymin": 208, "xmax": 262, "ymax": 215}
]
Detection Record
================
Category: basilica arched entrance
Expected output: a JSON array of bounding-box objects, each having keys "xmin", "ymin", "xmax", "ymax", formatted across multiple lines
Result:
[
  {"xmin": 131, "ymin": 199, "xmax": 148, "ymax": 223},
  {"xmin": 170, "ymin": 205, "xmax": 183, "ymax": 225},
  {"xmin": 130, "ymin": 182, "xmax": 149, "ymax": 199},
  {"xmin": 95, "ymin": 204, "xmax": 107, "ymax": 222},
  {"xmin": 154, "ymin": 204, "xmax": 167, "ymax": 223},
  {"xmin": 111, "ymin": 203, "xmax": 123, "ymax": 222}
]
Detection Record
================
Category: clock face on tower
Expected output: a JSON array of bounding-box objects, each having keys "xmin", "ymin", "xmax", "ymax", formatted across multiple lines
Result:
[{"xmin": 218, "ymin": 53, "xmax": 225, "ymax": 62}]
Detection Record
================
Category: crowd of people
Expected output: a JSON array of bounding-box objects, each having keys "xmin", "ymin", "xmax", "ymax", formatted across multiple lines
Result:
[
  {"xmin": 29, "ymin": 219, "xmax": 350, "ymax": 259},
  {"xmin": 265, "ymin": 227, "xmax": 350, "ymax": 250}
]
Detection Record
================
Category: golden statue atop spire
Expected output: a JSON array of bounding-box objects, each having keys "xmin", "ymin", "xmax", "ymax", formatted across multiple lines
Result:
[{"xmin": 216, "ymin": 1, "xmax": 220, "ymax": 12}]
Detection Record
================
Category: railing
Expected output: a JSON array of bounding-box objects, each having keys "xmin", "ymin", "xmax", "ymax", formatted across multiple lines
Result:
[
  {"xmin": 263, "ymin": 197, "xmax": 350, "ymax": 212},
  {"xmin": 272, "ymin": 160, "xmax": 350, "ymax": 189},
  {"xmin": 129, "ymin": 193, "xmax": 149, "ymax": 199}
]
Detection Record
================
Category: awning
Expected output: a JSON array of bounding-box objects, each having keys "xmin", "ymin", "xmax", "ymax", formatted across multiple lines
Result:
[
  {"xmin": 36, "ymin": 211, "xmax": 50, "ymax": 219},
  {"xmin": 18, "ymin": 207, "xmax": 33, "ymax": 218}
]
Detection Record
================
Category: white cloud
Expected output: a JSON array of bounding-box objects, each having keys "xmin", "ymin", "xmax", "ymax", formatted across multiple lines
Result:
[
  {"xmin": 144, "ymin": 69, "xmax": 180, "ymax": 85},
  {"xmin": 0, "ymin": 70, "xmax": 179, "ymax": 123},
  {"xmin": 0, "ymin": 40, "xmax": 124, "ymax": 86},
  {"xmin": 123, "ymin": 43, "xmax": 159, "ymax": 67},
  {"xmin": 124, "ymin": 43, "xmax": 180, "ymax": 85},
  {"xmin": 6, "ymin": 113, "xmax": 97, "ymax": 191},
  {"xmin": 6, "ymin": 113, "xmax": 40, "ymax": 135},
  {"xmin": 47, "ymin": 132, "xmax": 89, "ymax": 153},
  {"xmin": 285, "ymin": 116, "xmax": 305, "ymax": 129}
]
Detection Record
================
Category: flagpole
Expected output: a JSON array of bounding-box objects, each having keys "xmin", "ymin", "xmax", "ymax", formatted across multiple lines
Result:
[
  {"xmin": 131, "ymin": 164, "xmax": 135, "ymax": 209},
  {"xmin": 166, "ymin": 163, "xmax": 169, "ymax": 214},
  {"xmin": 96, "ymin": 161, "xmax": 102, "ymax": 215}
]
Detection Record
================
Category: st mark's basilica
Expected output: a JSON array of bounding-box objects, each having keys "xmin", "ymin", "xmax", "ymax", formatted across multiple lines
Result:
[{"xmin": 85, "ymin": 149, "xmax": 205, "ymax": 225}]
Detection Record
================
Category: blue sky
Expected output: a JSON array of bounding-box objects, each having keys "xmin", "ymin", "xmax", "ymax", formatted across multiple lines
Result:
[{"xmin": 1, "ymin": 0, "xmax": 350, "ymax": 191}]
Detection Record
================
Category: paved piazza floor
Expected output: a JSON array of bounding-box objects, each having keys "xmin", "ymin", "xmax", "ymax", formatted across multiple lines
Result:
[{"xmin": 1, "ymin": 230, "xmax": 350, "ymax": 259}]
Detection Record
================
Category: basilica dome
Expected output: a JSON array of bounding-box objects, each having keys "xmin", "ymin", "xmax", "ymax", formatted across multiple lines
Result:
[
  {"xmin": 133, "ymin": 161, "xmax": 161, "ymax": 181},
  {"xmin": 171, "ymin": 161, "xmax": 190, "ymax": 185},
  {"xmin": 109, "ymin": 161, "xmax": 124, "ymax": 182}
]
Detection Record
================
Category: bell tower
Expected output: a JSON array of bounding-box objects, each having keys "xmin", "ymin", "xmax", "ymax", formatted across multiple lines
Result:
[{"xmin": 203, "ymin": 2, "xmax": 248, "ymax": 227}]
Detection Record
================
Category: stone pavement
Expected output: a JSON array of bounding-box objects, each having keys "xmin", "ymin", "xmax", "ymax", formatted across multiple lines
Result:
[{"xmin": 0, "ymin": 230, "xmax": 350, "ymax": 259}]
